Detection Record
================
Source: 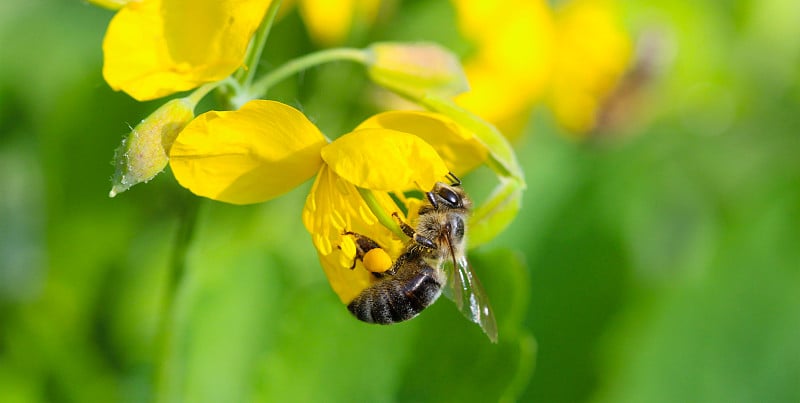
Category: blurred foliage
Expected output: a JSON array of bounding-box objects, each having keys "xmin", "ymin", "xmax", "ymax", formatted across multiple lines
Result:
[{"xmin": 1, "ymin": 0, "xmax": 799, "ymax": 402}]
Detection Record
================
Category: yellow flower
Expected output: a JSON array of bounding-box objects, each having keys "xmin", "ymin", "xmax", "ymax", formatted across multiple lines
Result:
[
  {"xmin": 548, "ymin": 0, "xmax": 632, "ymax": 135},
  {"xmin": 452, "ymin": 0, "xmax": 632, "ymax": 137},
  {"xmin": 101, "ymin": 0, "xmax": 273, "ymax": 101},
  {"xmin": 169, "ymin": 100, "xmax": 486, "ymax": 302},
  {"xmin": 169, "ymin": 100, "xmax": 326, "ymax": 204},
  {"xmin": 453, "ymin": 0, "xmax": 556, "ymax": 135},
  {"xmin": 296, "ymin": 0, "xmax": 384, "ymax": 46}
]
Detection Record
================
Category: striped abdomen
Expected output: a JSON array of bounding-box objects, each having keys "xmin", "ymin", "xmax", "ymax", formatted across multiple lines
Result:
[{"xmin": 347, "ymin": 255, "xmax": 443, "ymax": 324}]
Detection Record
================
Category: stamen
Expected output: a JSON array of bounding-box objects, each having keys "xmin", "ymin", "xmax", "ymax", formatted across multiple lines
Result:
[
  {"xmin": 338, "ymin": 236, "xmax": 356, "ymax": 261},
  {"xmin": 331, "ymin": 210, "xmax": 346, "ymax": 229},
  {"xmin": 314, "ymin": 233, "xmax": 332, "ymax": 255},
  {"xmin": 358, "ymin": 205, "xmax": 376, "ymax": 225}
]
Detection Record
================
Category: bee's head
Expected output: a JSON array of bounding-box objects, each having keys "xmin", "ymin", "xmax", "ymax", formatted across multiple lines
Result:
[{"xmin": 427, "ymin": 182, "xmax": 472, "ymax": 211}]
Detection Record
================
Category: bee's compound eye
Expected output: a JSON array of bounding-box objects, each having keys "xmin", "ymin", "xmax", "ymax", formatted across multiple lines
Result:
[
  {"xmin": 363, "ymin": 248, "xmax": 393, "ymax": 273},
  {"xmin": 438, "ymin": 187, "xmax": 461, "ymax": 207}
]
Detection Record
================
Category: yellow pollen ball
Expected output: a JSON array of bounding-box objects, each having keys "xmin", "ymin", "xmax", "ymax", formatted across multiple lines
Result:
[{"xmin": 363, "ymin": 248, "xmax": 393, "ymax": 273}]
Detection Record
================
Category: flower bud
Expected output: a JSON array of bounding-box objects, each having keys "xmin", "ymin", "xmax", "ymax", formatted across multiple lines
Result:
[
  {"xmin": 109, "ymin": 98, "xmax": 194, "ymax": 197},
  {"xmin": 365, "ymin": 42, "xmax": 469, "ymax": 100}
]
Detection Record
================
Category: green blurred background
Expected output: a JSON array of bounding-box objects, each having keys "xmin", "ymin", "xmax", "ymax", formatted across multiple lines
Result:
[{"xmin": 2, "ymin": 0, "xmax": 799, "ymax": 402}]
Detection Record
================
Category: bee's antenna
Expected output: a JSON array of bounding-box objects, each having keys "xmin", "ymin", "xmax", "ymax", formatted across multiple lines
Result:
[{"xmin": 446, "ymin": 172, "xmax": 461, "ymax": 186}]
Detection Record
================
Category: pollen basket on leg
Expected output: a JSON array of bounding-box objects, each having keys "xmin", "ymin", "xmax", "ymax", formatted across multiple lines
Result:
[{"xmin": 363, "ymin": 248, "xmax": 392, "ymax": 273}]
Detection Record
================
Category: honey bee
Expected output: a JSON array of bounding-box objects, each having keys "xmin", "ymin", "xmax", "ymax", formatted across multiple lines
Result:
[{"xmin": 345, "ymin": 174, "xmax": 498, "ymax": 342}]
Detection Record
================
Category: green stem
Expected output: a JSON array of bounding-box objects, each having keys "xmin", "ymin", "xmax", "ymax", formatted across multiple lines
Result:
[
  {"xmin": 249, "ymin": 47, "xmax": 368, "ymax": 97},
  {"xmin": 234, "ymin": 0, "xmax": 282, "ymax": 87},
  {"xmin": 357, "ymin": 187, "xmax": 407, "ymax": 240},
  {"xmin": 186, "ymin": 82, "xmax": 222, "ymax": 106},
  {"xmin": 164, "ymin": 197, "xmax": 199, "ymax": 310},
  {"xmin": 154, "ymin": 194, "xmax": 200, "ymax": 399}
]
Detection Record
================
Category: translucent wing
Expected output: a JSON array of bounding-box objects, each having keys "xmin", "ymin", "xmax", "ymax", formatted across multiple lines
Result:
[{"xmin": 442, "ymin": 254, "xmax": 499, "ymax": 343}]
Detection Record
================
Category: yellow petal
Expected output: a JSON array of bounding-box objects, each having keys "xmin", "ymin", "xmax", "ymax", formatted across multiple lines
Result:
[
  {"xmin": 302, "ymin": 165, "xmax": 405, "ymax": 303},
  {"xmin": 103, "ymin": 0, "xmax": 272, "ymax": 101},
  {"xmin": 403, "ymin": 196, "xmax": 425, "ymax": 229},
  {"xmin": 321, "ymin": 128, "xmax": 448, "ymax": 192},
  {"xmin": 354, "ymin": 110, "xmax": 487, "ymax": 176},
  {"xmin": 169, "ymin": 100, "xmax": 326, "ymax": 204},
  {"xmin": 110, "ymin": 97, "xmax": 195, "ymax": 197}
]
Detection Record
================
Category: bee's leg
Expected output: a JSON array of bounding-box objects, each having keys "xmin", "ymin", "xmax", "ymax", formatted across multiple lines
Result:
[
  {"xmin": 373, "ymin": 253, "xmax": 410, "ymax": 278},
  {"xmin": 341, "ymin": 231, "xmax": 383, "ymax": 270},
  {"xmin": 371, "ymin": 268, "xmax": 395, "ymax": 279},
  {"xmin": 413, "ymin": 234, "xmax": 437, "ymax": 250},
  {"xmin": 391, "ymin": 212, "xmax": 437, "ymax": 250},
  {"xmin": 391, "ymin": 212, "xmax": 417, "ymax": 239}
]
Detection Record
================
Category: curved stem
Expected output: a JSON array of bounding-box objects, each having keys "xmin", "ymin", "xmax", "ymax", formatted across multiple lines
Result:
[
  {"xmin": 186, "ymin": 82, "xmax": 222, "ymax": 106},
  {"xmin": 249, "ymin": 47, "xmax": 368, "ymax": 97}
]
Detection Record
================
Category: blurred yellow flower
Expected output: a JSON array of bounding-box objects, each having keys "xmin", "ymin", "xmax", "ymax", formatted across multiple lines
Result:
[
  {"xmin": 548, "ymin": 0, "xmax": 632, "ymax": 134},
  {"xmin": 296, "ymin": 0, "xmax": 384, "ymax": 45},
  {"xmin": 168, "ymin": 100, "xmax": 486, "ymax": 302},
  {"xmin": 453, "ymin": 0, "xmax": 631, "ymax": 137},
  {"xmin": 101, "ymin": 0, "xmax": 273, "ymax": 101},
  {"xmin": 453, "ymin": 0, "xmax": 556, "ymax": 135}
]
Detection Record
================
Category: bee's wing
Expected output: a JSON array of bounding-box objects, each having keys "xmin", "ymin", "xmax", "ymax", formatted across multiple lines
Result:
[{"xmin": 443, "ymin": 254, "xmax": 499, "ymax": 343}]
